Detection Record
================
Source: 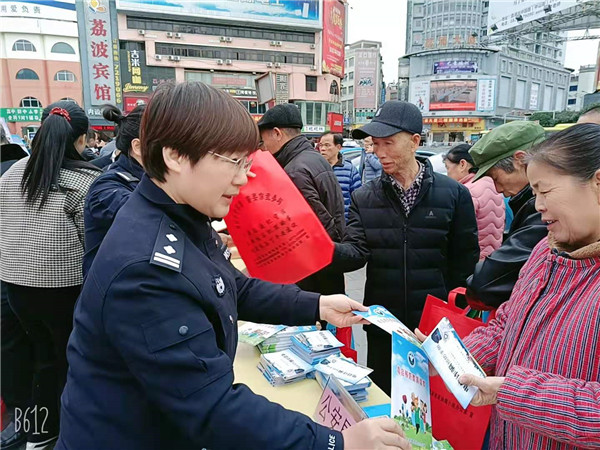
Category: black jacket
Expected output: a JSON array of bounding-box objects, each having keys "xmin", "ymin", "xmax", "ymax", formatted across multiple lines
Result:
[
  {"xmin": 333, "ymin": 159, "xmax": 479, "ymax": 330},
  {"xmin": 274, "ymin": 135, "xmax": 345, "ymax": 294},
  {"xmin": 466, "ymin": 185, "xmax": 547, "ymax": 308}
]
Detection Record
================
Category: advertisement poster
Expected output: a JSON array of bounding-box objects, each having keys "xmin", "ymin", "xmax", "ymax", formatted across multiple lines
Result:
[
  {"xmin": 120, "ymin": 48, "xmax": 176, "ymax": 93},
  {"xmin": 430, "ymin": 80, "xmax": 477, "ymax": 111},
  {"xmin": 487, "ymin": 0, "xmax": 576, "ymax": 34},
  {"xmin": 322, "ymin": 0, "xmax": 345, "ymax": 78},
  {"xmin": 410, "ymin": 80, "xmax": 430, "ymax": 113},
  {"xmin": 392, "ymin": 332, "xmax": 432, "ymax": 449},
  {"xmin": 476, "ymin": 79, "xmax": 496, "ymax": 112},
  {"xmin": 433, "ymin": 60, "xmax": 478, "ymax": 74},
  {"xmin": 354, "ymin": 49, "xmax": 378, "ymax": 109},
  {"xmin": 116, "ymin": 0, "xmax": 321, "ymax": 28},
  {"xmin": 529, "ymin": 83, "xmax": 540, "ymax": 110}
]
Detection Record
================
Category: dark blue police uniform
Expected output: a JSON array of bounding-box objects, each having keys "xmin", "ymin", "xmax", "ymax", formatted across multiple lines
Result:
[
  {"xmin": 57, "ymin": 175, "xmax": 344, "ymax": 450},
  {"xmin": 82, "ymin": 154, "xmax": 144, "ymax": 277}
]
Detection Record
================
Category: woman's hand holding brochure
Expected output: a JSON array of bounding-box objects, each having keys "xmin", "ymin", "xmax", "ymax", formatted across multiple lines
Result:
[
  {"xmin": 458, "ymin": 374, "xmax": 505, "ymax": 407},
  {"xmin": 342, "ymin": 417, "xmax": 412, "ymax": 450}
]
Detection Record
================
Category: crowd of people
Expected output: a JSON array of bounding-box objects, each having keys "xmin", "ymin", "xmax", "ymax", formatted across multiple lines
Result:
[{"xmin": 0, "ymin": 83, "xmax": 598, "ymax": 450}]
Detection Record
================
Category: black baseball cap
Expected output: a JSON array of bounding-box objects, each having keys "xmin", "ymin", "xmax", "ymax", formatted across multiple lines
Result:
[
  {"xmin": 352, "ymin": 101, "xmax": 423, "ymax": 139},
  {"xmin": 257, "ymin": 103, "xmax": 303, "ymax": 130}
]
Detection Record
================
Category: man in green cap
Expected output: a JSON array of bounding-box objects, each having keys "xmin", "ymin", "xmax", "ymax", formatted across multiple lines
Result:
[{"xmin": 466, "ymin": 121, "xmax": 548, "ymax": 309}]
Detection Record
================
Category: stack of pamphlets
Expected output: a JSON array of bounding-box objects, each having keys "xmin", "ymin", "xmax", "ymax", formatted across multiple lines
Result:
[
  {"xmin": 257, "ymin": 349, "xmax": 315, "ymax": 386},
  {"xmin": 314, "ymin": 368, "xmax": 372, "ymax": 403},
  {"xmin": 257, "ymin": 325, "xmax": 318, "ymax": 354},
  {"xmin": 290, "ymin": 330, "xmax": 343, "ymax": 364},
  {"xmin": 238, "ymin": 322, "xmax": 286, "ymax": 346}
]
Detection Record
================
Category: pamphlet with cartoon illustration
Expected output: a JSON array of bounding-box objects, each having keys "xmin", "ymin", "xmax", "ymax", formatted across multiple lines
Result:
[
  {"xmin": 391, "ymin": 331, "xmax": 432, "ymax": 449},
  {"xmin": 238, "ymin": 322, "xmax": 286, "ymax": 346},
  {"xmin": 353, "ymin": 305, "xmax": 421, "ymax": 346},
  {"xmin": 421, "ymin": 318, "xmax": 486, "ymax": 409}
]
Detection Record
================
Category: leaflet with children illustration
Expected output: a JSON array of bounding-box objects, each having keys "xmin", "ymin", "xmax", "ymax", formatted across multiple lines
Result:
[
  {"xmin": 421, "ymin": 318, "xmax": 486, "ymax": 409},
  {"xmin": 353, "ymin": 305, "xmax": 422, "ymax": 346},
  {"xmin": 238, "ymin": 322, "xmax": 286, "ymax": 346}
]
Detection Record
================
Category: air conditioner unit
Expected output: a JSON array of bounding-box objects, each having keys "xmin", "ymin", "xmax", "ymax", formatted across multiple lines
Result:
[
  {"xmin": 225, "ymin": 37, "xmax": 233, "ymax": 43},
  {"xmin": 154, "ymin": 54, "xmax": 162, "ymax": 60},
  {"xmin": 220, "ymin": 36, "xmax": 228, "ymax": 42},
  {"xmin": 310, "ymin": 44, "xmax": 316, "ymax": 49},
  {"xmin": 166, "ymin": 32, "xmax": 173, "ymax": 38},
  {"xmin": 216, "ymin": 59, "xmax": 224, "ymax": 65},
  {"xmin": 276, "ymin": 41, "xmax": 282, "ymax": 46},
  {"xmin": 274, "ymin": 62, "xmax": 281, "ymax": 68},
  {"xmin": 137, "ymin": 29, "xmax": 146, "ymax": 35},
  {"xmin": 168, "ymin": 55, "xmax": 181, "ymax": 61},
  {"xmin": 225, "ymin": 59, "xmax": 233, "ymax": 65},
  {"xmin": 266, "ymin": 62, "xmax": 273, "ymax": 68},
  {"xmin": 174, "ymin": 33, "xmax": 182, "ymax": 38},
  {"xmin": 310, "ymin": 65, "xmax": 317, "ymax": 70},
  {"xmin": 270, "ymin": 40, "xmax": 277, "ymax": 46}
]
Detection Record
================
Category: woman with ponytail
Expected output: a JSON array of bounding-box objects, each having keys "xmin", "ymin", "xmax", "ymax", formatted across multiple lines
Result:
[
  {"xmin": 82, "ymin": 103, "xmax": 145, "ymax": 276},
  {"xmin": 0, "ymin": 100, "xmax": 100, "ymax": 449}
]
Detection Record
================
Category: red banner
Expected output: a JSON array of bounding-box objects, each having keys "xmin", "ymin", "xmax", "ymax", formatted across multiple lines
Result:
[
  {"xmin": 322, "ymin": 0, "xmax": 345, "ymax": 78},
  {"xmin": 327, "ymin": 112, "xmax": 344, "ymax": 133},
  {"xmin": 225, "ymin": 151, "xmax": 334, "ymax": 284}
]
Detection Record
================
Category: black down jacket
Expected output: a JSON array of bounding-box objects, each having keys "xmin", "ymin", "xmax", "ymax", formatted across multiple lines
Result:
[
  {"xmin": 274, "ymin": 135, "xmax": 345, "ymax": 294},
  {"xmin": 466, "ymin": 185, "xmax": 547, "ymax": 308},
  {"xmin": 333, "ymin": 159, "xmax": 480, "ymax": 330}
]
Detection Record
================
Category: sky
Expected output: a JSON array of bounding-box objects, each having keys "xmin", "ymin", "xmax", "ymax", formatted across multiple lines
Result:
[{"xmin": 346, "ymin": 1, "xmax": 599, "ymax": 84}]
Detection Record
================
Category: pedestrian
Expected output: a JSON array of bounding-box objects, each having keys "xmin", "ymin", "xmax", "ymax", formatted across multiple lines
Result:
[
  {"xmin": 319, "ymin": 131, "xmax": 361, "ymax": 221},
  {"xmin": 56, "ymin": 81, "xmax": 411, "ymax": 450},
  {"xmin": 333, "ymin": 101, "xmax": 479, "ymax": 393},
  {"xmin": 0, "ymin": 101, "xmax": 101, "ymax": 449},
  {"xmin": 466, "ymin": 121, "xmax": 548, "ymax": 310},
  {"xmin": 258, "ymin": 104, "xmax": 345, "ymax": 294},
  {"xmin": 361, "ymin": 136, "xmax": 382, "ymax": 183},
  {"xmin": 444, "ymin": 143, "xmax": 505, "ymax": 260},
  {"xmin": 83, "ymin": 103, "xmax": 145, "ymax": 276},
  {"xmin": 418, "ymin": 123, "xmax": 600, "ymax": 449}
]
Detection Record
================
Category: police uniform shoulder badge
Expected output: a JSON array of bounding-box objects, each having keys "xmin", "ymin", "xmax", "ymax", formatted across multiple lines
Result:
[
  {"xmin": 116, "ymin": 171, "xmax": 140, "ymax": 183},
  {"xmin": 212, "ymin": 275, "xmax": 226, "ymax": 297},
  {"xmin": 150, "ymin": 216, "xmax": 184, "ymax": 272}
]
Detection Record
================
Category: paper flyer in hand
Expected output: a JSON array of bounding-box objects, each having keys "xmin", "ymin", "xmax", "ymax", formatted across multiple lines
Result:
[
  {"xmin": 315, "ymin": 355, "xmax": 373, "ymax": 385},
  {"xmin": 238, "ymin": 322, "xmax": 286, "ymax": 346},
  {"xmin": 353, "ymin": 305, "xmax": 421, "ymax": 346},
  {"xmin": 421, "ymin": 318, "xmax": 486, "ymax": 409},
  {"xmin": 391, "ymin": 332, "xmax": 432, "ymax": 449}
]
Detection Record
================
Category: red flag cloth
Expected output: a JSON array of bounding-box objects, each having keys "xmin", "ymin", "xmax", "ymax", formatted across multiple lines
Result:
[
  {"xmin": 419, "ymin": 288, "xmax": 492, "ymax": 450},
  {"xmin": 225, "ymin": 150, "xmax": 334, "ymax": 284}
]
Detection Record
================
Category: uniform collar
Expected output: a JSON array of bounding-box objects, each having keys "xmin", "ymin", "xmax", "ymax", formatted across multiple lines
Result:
[
  {"xmin": 138, "ymin": 175, "xmax": 213, "ymax": 246},
  {"xmin": 114, "ymin": 154, "xmax": 144, "ymax": 180}
]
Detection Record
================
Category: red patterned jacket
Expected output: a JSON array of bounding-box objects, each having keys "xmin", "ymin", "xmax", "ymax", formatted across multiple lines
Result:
[{"xmin": 464, "ymin": 236, "xmax": 600, "ymax": 449}]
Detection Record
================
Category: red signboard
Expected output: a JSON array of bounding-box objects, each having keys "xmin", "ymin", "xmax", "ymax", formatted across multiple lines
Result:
[
  {"xmin": 327, "ymin": 112, "xmax": 344, "ymax": 133},
  {"xmin": 124, "ymin": 96, "xmax": 148, "ymax": 113},
  {"xmin": 322, "ymin": 0, "xmax": 345, "ymax": 78}
]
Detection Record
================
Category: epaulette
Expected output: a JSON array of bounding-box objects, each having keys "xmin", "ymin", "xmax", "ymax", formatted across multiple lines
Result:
[
  {"xmin": 115, "ymin": 171, "xmax": 140, "ymax": 183},
  {"xmin": 150, "ymin": 216, "xmax": 184, "ymax": 272}
]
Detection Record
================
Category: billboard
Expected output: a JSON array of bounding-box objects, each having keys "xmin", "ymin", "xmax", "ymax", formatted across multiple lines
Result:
[
  {"xmin": 487, "ymin": 0, "xmax": 577, "ymax": 34},
  {"xmin": 321, "ymin": 0, "xmax": 345, "ymax": 78},
  {"xmin": 476, "ymin": 79, "xmax": 496, "ymax": 112},
  {"xmin": 354, "ymin": 49, "xmax": 378, "ymax": 109},
  {"xmin": 0, "ymin": 0, "xmax": 76, "ymax": 21},
  {"xmin": 116, "ymin": 0, "xmax": 322, "ymax": 29},
  {"xmin": 529, "ymin": 83, "xmax": 540, "ymax": 110},
  {"xmin": 433, "ymin": 60, "xmax": 478, "ymax": 74},
  {"xmin": 430, "ymin": 80, "xmax": 477, "ymax": 111},
  {"xmin": 120, "ymin": 48, "xmax": 176, "ymax": 95},
  {"xmin": 410, "ymin": 80, "xmax": 430, "ymax": 112}
]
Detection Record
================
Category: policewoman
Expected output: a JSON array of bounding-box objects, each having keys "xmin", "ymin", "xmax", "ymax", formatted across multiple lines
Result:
[
  {"xmin": 83, "ymin": 104, "xmax": 146, "ymax": 276},
  {"xmin": 56, "ymin": 82, "xmax": 410, "ymax": 450}
]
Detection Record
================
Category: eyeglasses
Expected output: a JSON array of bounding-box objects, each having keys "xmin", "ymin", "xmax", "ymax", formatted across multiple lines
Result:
[{"xmin": 207, "ymin": 151, "xmax": 253, "ymax": 174}]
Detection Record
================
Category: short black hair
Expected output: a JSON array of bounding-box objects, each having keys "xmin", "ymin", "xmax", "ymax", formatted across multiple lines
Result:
[{"xmin": 321, "ymin": 131, "xmax": 343, "ymax": 146}]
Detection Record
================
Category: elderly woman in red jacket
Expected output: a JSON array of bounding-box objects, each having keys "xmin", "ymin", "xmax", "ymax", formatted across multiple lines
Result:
[{"xmin": 420, "ymin": 123, "xmax": 600, "ymax": 449}]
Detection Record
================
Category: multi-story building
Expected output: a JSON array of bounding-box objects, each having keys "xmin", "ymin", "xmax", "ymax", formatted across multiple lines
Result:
[
  {"xmin": 385, "ymin": 81, "xmax": 398, "ymax": 101},
  {"xmin": 113, "ymin": 1, "xmax": 344, "ymax": 134},
  {"xmin": 341, "ymin": 40, "xmax": 383, "ymax": 130},
  {"xmin": 567, "ymin": 64, "xmax": 597, "ymax": 111},
  {"xmin": 404, "ymin": 0, "xmax": 570, "ymax": 144},
  {"xmin": 0, "ymin": 0, "xmax": 82, "ymax": 138}
]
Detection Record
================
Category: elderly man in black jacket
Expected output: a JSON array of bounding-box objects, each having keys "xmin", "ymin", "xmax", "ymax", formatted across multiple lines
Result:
[
  {"xmin": 258, "ymin": 104, "xmax": 346, "ymax": 294},
  {"xmin": 333, "ymin": 101, "xmax": 479, "ymax": 393},
  {"xmin": 466, "ymin": 121, "xmax": 548, "ymax": 309}
]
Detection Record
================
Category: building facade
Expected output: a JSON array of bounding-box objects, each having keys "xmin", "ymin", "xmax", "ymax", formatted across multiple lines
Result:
[
  {"xmin": 341, "ymin": 40, "xmax": 383, "ymax": 130},
  {"xmin": 567, "ymin": 64, "xmax": 597, "ymax": 111},
  {"xmin": 404, "ymin": 0, "xmax": 570, "ymax": 144},
  {"xmin": 0, "ymin": 0, "xmax": 82, "ymax": 138},
  {"xmin": 114, "ymin": 1, "xmax": 344, "ymax": 134}
]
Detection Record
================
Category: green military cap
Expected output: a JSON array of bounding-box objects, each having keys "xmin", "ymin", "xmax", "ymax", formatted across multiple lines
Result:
[{"xmin": 469, "ymin": 121, "xmax": 546, "ymax": 181}]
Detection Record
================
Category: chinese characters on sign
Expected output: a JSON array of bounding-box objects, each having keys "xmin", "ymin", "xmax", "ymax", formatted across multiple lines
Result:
[
  {"xmin": 275, "ymin": 73, "xmax": 289, "ymax": 105},
  {"xmin": 83, "ymin": 0, "xmax": 116, "ymax": 106},
  {"xmin": 0, "ymin": 108, "xmax": 43, "ymax": 123},
  {"xmin": 321, "ymin": 0, "xmax": 345, "ymax": 78},
  {"xmin": 476, "ymin": 79, "xmax": 496, "ymax": 112},
  {"xmin": 316, "ymin": 388, "xmax": 356, "ymax": 432},
  {"xmin": 123, "ymin": 49, "xmax": 150, "ymax": 93},
  {"xmin": 354, "ymin": 50, "xmax": 378, "ymax": 109}
]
